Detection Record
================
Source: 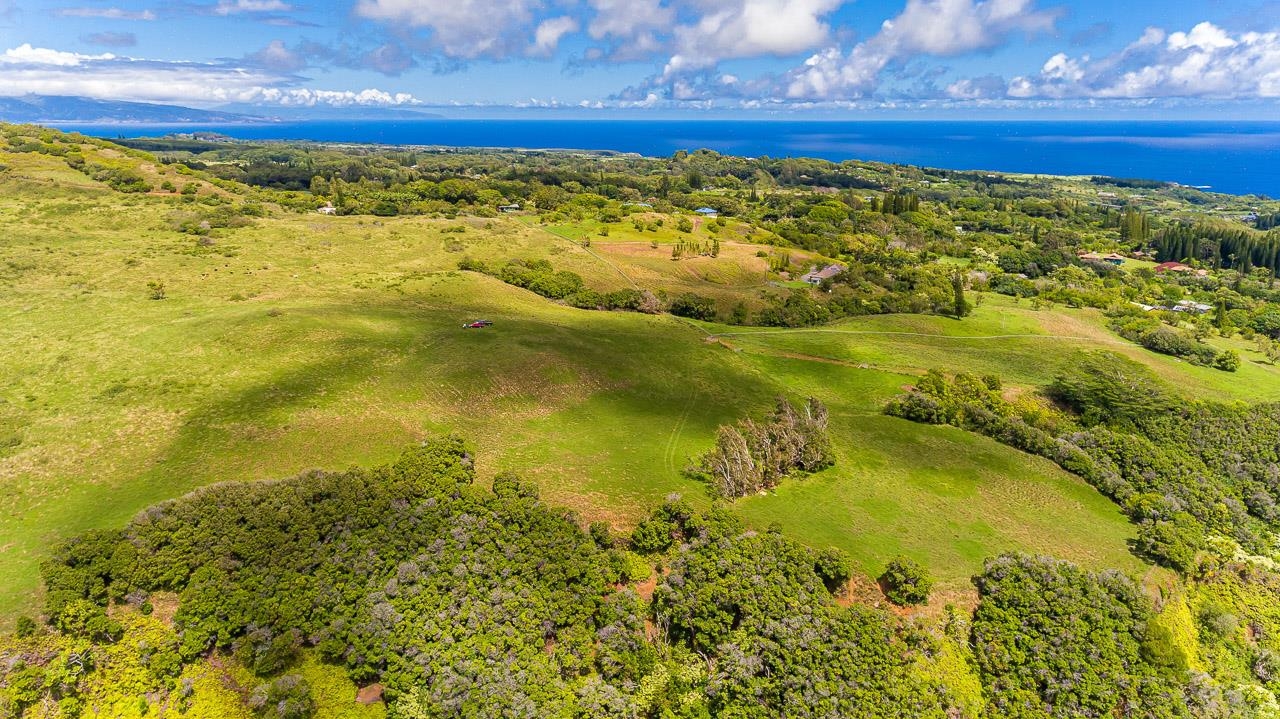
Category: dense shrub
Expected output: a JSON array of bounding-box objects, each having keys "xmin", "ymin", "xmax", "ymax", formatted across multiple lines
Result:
[
  {"xmin": 972, "ymin": 554, "xmax": 1189, "ymax": 719},
  {"xmin": 878, "ymin": 556, "xmax": 933, "ymax": 606}
]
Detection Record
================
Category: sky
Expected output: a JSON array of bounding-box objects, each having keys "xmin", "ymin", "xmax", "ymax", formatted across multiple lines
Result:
[{"xmin": 0, "ymin": 0, "xmax": 1277, "ymax": 116}]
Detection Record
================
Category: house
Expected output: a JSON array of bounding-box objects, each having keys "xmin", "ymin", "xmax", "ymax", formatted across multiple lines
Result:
[
  {"xmin": 1174, "ymin": 300, "xmax": 1214, "ymax": 314},
  {"xmin": 694, "ymin": 207, "xmax": 719, "ymax": 218},
  {"xmin": 498, "ymin": 203, "xmax": 521, "ymax": 213},
  {"xmin": 1154, "ymin": 261, "xmax": 1193, "ymax": 273},
  {"xmin": 1078, "ymin": 251, "xmax": 1124, "ymax": 265},
  {"xmin": 317, "ymin": 203, "xmax": 336, "ymax": 215},
  {"xmin": 801, "ymin": 264, "xmax": 846, "ymax": 286}
]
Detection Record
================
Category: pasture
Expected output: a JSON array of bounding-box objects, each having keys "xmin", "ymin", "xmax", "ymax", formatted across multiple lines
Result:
[{"xmin": 6, "ymin": 142, "xmax": 1272, "ymax": 620}]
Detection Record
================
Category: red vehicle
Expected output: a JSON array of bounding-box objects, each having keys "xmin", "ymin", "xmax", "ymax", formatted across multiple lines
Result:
[{"xmin": 463, "ymin": 320, "xmax": 493, "ymax": 329}]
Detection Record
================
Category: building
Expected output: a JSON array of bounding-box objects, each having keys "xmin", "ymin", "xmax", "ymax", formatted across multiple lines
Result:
[
  {"xmin": 801, "ymin": 264, "xmax": 846, "ymax": 285},
  {"xmin": 1154, "ymin": 261, "xmax": 1194, "ymax": 273},
  {"xmin": 694, "ymin": 207, "xmax": 719, "ymax": 218},
  {"xmin": 498, "ymin": 204, "xmax": 521, "ymax": 213},
  {"xmin": 317, "ymin": 203, "xmax": 336, "ymax": 215},
  {"xmin": 1174, "ymin": 300, "xmax": 1214, "ymax": 314},
  {"xmin": 1078, "ymin": 251, "xmax": 1124, "ymax": 264}
]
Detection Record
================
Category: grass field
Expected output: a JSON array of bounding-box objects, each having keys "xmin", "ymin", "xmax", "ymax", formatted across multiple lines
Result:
[{"xmin": 4, "ymin": 144, "xmax": 1272, "ymax": 620}]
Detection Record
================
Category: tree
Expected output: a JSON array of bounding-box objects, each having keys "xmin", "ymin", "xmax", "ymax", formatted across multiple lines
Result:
[
  {"xmin": 878, "ymin": 556, "xmax": 932, "ymax": 606},
  {"xmin": 1048, "ymin": 350, "xmax": 1175, "ymax": 426},
  {"xmin": 951, "ymin": 272, "xmax": 971, "ymax": 318}
]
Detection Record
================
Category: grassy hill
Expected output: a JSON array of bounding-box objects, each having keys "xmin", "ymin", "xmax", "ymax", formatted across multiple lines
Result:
[{"xmin": 4, "ymin": 129, "xmax": 1279, "ymax": 622}]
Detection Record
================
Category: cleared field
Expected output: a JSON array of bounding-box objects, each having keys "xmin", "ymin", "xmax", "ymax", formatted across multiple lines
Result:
[{"xmin": 2, "ymin": 147, "xmax": 1254, "ymax": 619}]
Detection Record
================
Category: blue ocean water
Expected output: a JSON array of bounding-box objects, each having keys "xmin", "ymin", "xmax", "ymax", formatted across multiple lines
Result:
[{"xmin": 57, "ymin": 119, "xmax": 1280, "ymax": 198}]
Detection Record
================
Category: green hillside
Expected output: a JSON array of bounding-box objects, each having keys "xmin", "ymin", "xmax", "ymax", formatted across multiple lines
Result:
[{"xmin": 8, "ymin": 125, "xmax": 1280, "ymax": 718}]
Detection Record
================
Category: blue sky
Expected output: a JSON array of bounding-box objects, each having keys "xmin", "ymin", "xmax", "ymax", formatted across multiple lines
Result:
[{"xmin": 0, "ymin": 0, "xmax": 1277, "ymax": 115}]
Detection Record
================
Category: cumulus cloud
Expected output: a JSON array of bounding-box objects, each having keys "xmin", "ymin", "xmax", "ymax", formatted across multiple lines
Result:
[
  {"xmin": 660, "ymin": 0, "xmax": 843, "ymax": 78},
  {"xmin": 56, "ymin": 6, "xmax": 156, "ymax": 20},
  {"xmin": 82, "ymin": 32, "xmax": 138, "ymax": 48},
  {"xmin": 1, "ymin": 44, "xmax": 117, "ymax": 66},
  {"xmin": 245, "ymin": 39, "xmax": 306, "ymax": 72},
  {"xmin": 0, "ymin": 43, "xmax": 421, "ymax": 107},
  {"xmin": 585, "ymin": 0, "xmax": 673, "ymax": 60},
  {"xmin": 1004, "ymin": 22, "xmax": 1280, "ymax": 99},
  {"xmin": 354, "ymin": 0, "xmax": 548, "ymax": 59},
  {"xmin": 532, "ymin": 16, "xmax": 580, "ymax": 57},
  {"xmin": 783, "ymin": 0, "xmax": 1060, "ymax": 99}
]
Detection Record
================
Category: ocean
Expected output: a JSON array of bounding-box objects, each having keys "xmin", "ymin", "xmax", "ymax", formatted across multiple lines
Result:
[{"xmin": 53, "ymin": 119, "xmax": 1280, "ymax": 198}]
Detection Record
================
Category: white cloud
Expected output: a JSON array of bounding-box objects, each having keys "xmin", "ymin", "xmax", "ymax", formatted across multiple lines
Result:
[
  {"xmin": 55, "ymin": 6, "xmax": 156, "ymax": 20},
  {"xmin": 213, "ymin": 0, "xmax": 292, "ymax": 14},
  {"xmin": 1, "ymin": 44, "xmax": 116, "ymax": 66},
  {"xmin": 532, "ymin": 16, "xmax": 579, "ymax": 56},
  {"xmin": 0, "ymin": 44, "xmax": 420, "ymax": 107},
  {"xmin": 245, "ymin": 87, "xmax": 419, "ymax": 106},
  {"xmin": 587, "ymin": 0, "xmax": 673, "ymax": 57},
  {"xmin": 945, "ymin": 74, "xmax": 1007, "ymax": 99},
  {"xmin": 354, "ymin": 0, "xmax": 545, "ymax": 59},
  {"xmin": 1006, "ymin": 22, "xmax": 1280, "ymax": 99},
  {"xmin": 660, "ymin": 0, "xmax": 842, "ymax": 79},
  {"xmin": 783, "ymin": 0, "xmax": 1060, "ymax": 99}
]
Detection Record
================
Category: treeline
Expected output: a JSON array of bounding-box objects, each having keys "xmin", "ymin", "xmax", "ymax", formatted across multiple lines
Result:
[
  {"xmin": 29, "ymin": 438, "xmax": 948, "ymax": 718},
  {"xmin": 688, "ymin": 397, "xmax": 833, "ymax": 498},
  {"xmin": 461, "ymin": 255, "xmax": 968, "ymax": 327},
  {"xmin": 886, "ymin": 353, "xmax": 1280, "ymax": 573},
  {"xmin": 1107, "ymin": 308, "xmax": 1239, "ymax": 370},
  {"xmin": 1155, "ymin": 224, "xmax": 1280, "ymax": 275},
  {"xmin": 19, "ymin": 435, "xmax": 1249, "ymax": 718},
  {"xmin": 1091, "ymin": 175, "xmax": 1171, "ymax": 189}
]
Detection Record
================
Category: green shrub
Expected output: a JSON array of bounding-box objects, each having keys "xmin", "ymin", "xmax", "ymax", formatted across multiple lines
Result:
[{"xmin": 878, "ymin": 556, "xmax": 932, "ymax": 606}]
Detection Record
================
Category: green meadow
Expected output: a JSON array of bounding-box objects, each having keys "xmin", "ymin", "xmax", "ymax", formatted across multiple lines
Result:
[{"xmin": 7, "ymin": 141, "xmax": 1278, "ymax": 621}]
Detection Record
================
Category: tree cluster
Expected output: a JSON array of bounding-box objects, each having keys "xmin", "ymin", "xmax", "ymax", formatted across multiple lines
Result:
[{"xmin": 690, "ymin": 397, "xmax": 833, "ymax": 498}]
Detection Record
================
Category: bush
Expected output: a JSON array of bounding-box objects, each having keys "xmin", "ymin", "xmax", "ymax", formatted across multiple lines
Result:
[
  {"xmin": 813, "ymin": 548, "xmax": 852, "ymax": 593},
  {"xmin": 250, "ymin": 674, "xmax": 315, "ymax": 719},
  {"xmin": 878, "ymin": 556, "xmax": 932, "ymax": 606},
  {"xmin": 668, "ymin": 292, "xmax": 717, "ymax": 321},
  {"xmin": 629, "ymin": 516, "xmax": 676, "ymax": 555}
]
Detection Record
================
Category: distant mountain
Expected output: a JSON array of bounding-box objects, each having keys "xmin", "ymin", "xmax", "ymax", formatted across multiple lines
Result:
[{"xmin": 0, "ymin": 95, "xmax": 263, "ymax": 123}]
